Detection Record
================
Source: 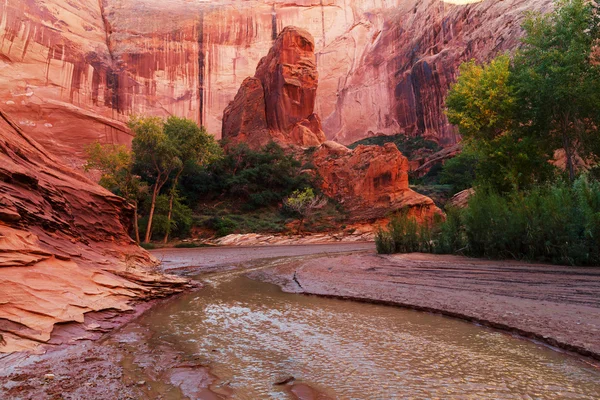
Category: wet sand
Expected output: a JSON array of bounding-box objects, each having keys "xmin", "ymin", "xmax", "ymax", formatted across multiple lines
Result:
[
  {"xmin": 249, "ymin": 251, "xmax": 600, "ymax": 361},
  {"xmin": 153, "ymin": 242, "xmax": 374, "ymax": 272}
]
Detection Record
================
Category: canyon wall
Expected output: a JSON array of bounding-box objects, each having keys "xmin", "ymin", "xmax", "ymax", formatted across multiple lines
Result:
[{"xmin": 0, "ymin": 0, "xmax": 552, "ymax": 163}]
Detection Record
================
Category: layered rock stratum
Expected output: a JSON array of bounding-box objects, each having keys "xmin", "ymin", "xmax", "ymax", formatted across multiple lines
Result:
[
  {"xmin": 0, "ymin": 110, "xmax": 187, "ymax": 353},
  {"xmin": 0, "ymin": 0, "xmax": 552, "ymax": 163}
]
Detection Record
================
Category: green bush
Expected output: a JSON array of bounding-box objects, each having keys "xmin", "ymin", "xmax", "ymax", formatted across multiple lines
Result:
[
  {"xmin": 173, "ymin": 242, "xmax": 209, "ymax": 248},
  {"xmin": 348, "ymin": 134, "xmax": 441, "ymax": 160},
  {"xmin": 377, "ymin": 177, "xmax": 600, "ymax": 266},
  {"xmin": 457, "ymin": 178, "xmax": 600, "ymax": 265},
  {"xmin": 207, "ymin": 216, "xmax": 239, "ymax": 237},
  {"xmin": 179, "ymin": 142, "xmax": 314, "ymax": 211},
  {"xmin": 439, "ymin": 152, "xmax": 478, "ymax": 195},
  {"xmin": 375, "ymin": 212, "xmax": 434, "ymax": 254}
]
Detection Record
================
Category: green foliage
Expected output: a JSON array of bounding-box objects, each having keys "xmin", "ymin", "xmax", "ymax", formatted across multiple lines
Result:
[
  {"xmin": 84, "ymin": 142, "xmax": 146, "ymax": 242},
  {"xmin": 139, "ymin": 242, "xmax": 157, "ymax": 250},
  {"xmin": 198, "ymin": 208, "xmax": 290, "ymax": 237},
  {"xmin": 459, "ymin": 178, "xmax": 600, "ymax": 265},
  {"xmin": 138, "ymin": 195, "xmax": 193, "ymax": 240},
  {"xmin": 439, "ymin": 152, "xmax": 478, "ymax": 194},
  {"xmin": 284, "ymin": 187, "xmax": 327, "ymax": 234},
  {"xmin": 84, "ymin": 142, "xmax": 146, "ymax": 203},
  {"xmin": 375, "ymin": 212, "xmax": 434, "ymax": 254},
  {"xmin": 446, "ymin": 55, "xmax": 554, "ymax": 192},
  {"xmin": 130, "ymin": 116, "xmax": 180, "ymax": 182},
  {"xmin": 513, "ymin": 0, "xmax": 600, "ymax": 180},
  {"xmin": 173, "ymin": 242, "xmax": 210, "ymax": 248},
  {"xmin": 437, "ymin": 208, "xmax": 466, "ymax": 254},
  {"xmin": 348, "ymin": 134, "xmax": 441, "ymax": 160},
  {"xmin": 446, "ymin": 0, "xmax": 600, "ymax": 188},
  {"xmin": 446, "ymin": 55, "xmax": 517, "ymax": 141},
  {"xmin": 378, "ymin": 178, "xmax": 600, "ymax": 266},
  {"xmin": 164, "ymin": 116, "xmax": 222, "ymax": 168},
  {"xmin": 180, "ymin": 142, "xmax": 314, "ymax": 210},
  {"xmin": 208, "ymin": 216, "xmax": 239, "ymax": 237}
]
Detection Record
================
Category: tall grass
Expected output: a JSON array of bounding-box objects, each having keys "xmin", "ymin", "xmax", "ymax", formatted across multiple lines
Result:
[
  {"xmin": 375, "ymin": 212, "xmax": 434, "ymax": 254},
  {"xmin": 375, "ymin": 177, "xmax": 600, "ymax": 266}
]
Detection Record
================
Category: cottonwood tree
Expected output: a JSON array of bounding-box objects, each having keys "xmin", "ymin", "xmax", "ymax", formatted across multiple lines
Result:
[
  {"xmin": 84, "ymin": 142, "xmax": 146, "ymax": 243},
  {"xmin": 162, "ymin": 116, "xmax": 221, "ymax": 243},
  {"xmin": 446, "ymin": 56, "xmax": 553, "ymax": 192},
  {"xmin": 284, "ymin": 188, "xmax": 327, "ymax": 234},
  {"xmin": 512, "ymin": 0, "xmax": 600, "ymax": 181},
  {"xmin": 130, "ymin": 116, "xmax": 180, "ymax": 243}
]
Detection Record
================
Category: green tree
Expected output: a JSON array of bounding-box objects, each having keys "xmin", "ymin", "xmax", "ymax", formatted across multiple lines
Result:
[
  {"xmin": 84, "ymin": 142, "xmax": 146, "ymax": 243},
  {"xmin": 513, "ymin": 0, "xmax": 600, "ymax": 181},
  {"xmin": 162, "ymin": 116, "xmax": 221, "ymax": 243},
  {"xmin": 446, "ymin": 55, "xmax": 553, "ymax": 191},
  {"xmin": 439, "ymin": 151, "xmax": 478, "ymax": 194},
  {"xmin": 130, "ymin": 116, "xmax": 179, "ymax": 243},
  {"xmin": 446, "ymin": 55, "xmax": 517, "ymax": 142},
  {"xmin": 284, "ymin": 188, "xmax": 327, "ymax": 234}
]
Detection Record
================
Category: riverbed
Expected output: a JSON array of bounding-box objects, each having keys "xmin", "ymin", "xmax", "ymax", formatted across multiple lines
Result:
[
  {"xmin": 2, "ymin": 244, "xmax": 600, "ymax": 399},
  {"xmin": 138, "ymin": 270, "xmax": 600, "ymax": 399}
]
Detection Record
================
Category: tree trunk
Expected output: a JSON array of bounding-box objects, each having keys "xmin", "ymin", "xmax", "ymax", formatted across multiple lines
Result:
[
  {"xmin": 561, "ymin": 111, "xmax": 576, "ymax": 182},
  {"xmin": 163, "ymin": 192, "xmax": 174, "ymax": 244},
  {"xmin": 563, "ymin": 129, "xmax": 576, "ymax": 182},
  {"xmin": 144, "ymin": 182, "xmax": 160, "ymax": 243},
  {"xmin": 163, "ymin": 170, "xmax": 182, "ymax": 244},
  {"xmin": 296, "ymin": 216, "xmax": 304, "ymax": 235},
  {"xmin": 133, "ymin": 203, "xmax": 140, "ymax": 244}
]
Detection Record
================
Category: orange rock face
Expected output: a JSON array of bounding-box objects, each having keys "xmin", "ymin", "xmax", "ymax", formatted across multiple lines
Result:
[
  {"xmin": 0, "ymin": 111, "xmax": 187, "ymax": 352},
  {"xmin": 313, "ymin": 141, "xmax": 441, "ymax": 221},
  {"xmin": 222, "ymin": 27, "xmax": 326, "ymax": 149},
  {"xmin": 0, "ymin": 0, "xmax": 552, "ymax": 162}
]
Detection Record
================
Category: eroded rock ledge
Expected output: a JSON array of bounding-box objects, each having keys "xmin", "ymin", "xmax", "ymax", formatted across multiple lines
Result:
[{"xmin": 0, "ymin": 110, "xmax": 189, "ymax": 353}]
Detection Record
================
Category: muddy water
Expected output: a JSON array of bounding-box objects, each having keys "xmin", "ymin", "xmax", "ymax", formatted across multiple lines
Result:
[{"xmin": 137, "ymin": 270, "xmax": 600, "ymax": 399}]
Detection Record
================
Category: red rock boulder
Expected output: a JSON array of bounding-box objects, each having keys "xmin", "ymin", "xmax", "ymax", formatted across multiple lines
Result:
[{"xmin": 313, "ymin": 141, "xmax": 441, "ymax": 222}]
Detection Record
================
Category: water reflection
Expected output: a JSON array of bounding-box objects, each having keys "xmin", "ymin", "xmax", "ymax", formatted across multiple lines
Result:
[{"xmin": 139, "ymin": 274, "xmax": 600, "ymax": 399}]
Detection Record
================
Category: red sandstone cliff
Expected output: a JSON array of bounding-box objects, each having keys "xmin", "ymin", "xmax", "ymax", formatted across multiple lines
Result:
[
  {"xmin": 0, "ymin": 110, "xmax": 187, "ymax": 353},
  {"xmin": 0, "ymin": 0, "xmax": 552, "ymax": 163},
  {"xmin": 223, "ymin": 30, "xmax": 440, "ymax": 221},
  {"xmin": 222, "ymin": 27, "xmax": 326, "ymax": 149}
]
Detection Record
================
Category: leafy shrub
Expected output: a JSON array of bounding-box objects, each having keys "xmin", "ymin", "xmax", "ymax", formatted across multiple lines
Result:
[
  {"xmin": 173, "ymin": 242, "xmax": 209, "ymax": 248},
  {"xmin": 206, "ymin": 216, "xmax": 239, "ymax": 237},
  {"xmin": 439, "ymin": 152, "xmax": 478, "ymax": 195},
  {"xmin": 138, "ymin": 194, "xmax": 193, "ymax": 240},
  {"xmin": 376, "ymin": 177, "xmax": 600, "ymax": 266},
  {"xmin": 348, "ymin": 134, "xmax": 441, "ymax": 160},
  {"xmin": 375, "ymin": 212, "xmax": 434, "ymax": 254},
  {"xmin": 460, "ymin": 178, "xmax": 600, "ymax": 265},
  {"xmin": 179, "ymin": 141, "xmax": 314, "ymax": 211}
]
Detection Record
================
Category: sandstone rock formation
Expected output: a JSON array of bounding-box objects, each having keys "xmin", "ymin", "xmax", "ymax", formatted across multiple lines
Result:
[
  {"xmin": 0, "ymin": 0, "xmax": 552, "ymax": 163},
  {"xmin": 222, "ymin": 26, "xmax": 326, "ymax": 149},
  {"xmin": 313, "ymin": 141, "xmax": 441, "ymax": 221},
  {"xmin": 0, "ymin": 110, "xmax": 187, "ymax": 352}
]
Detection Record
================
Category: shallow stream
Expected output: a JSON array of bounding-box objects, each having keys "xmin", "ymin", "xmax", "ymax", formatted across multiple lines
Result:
[{"xmin": 135, "ymin": 268, "xmax": 600, "ymax": 399}]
